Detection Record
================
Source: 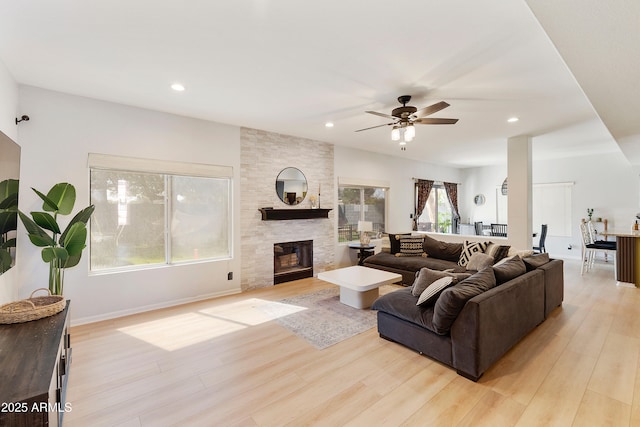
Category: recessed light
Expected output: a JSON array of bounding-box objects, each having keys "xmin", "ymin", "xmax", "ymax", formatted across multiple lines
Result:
[
  {"xmin": 171, "ymin": 83, "xmax": 185, "ymax": 92},
  {"xmin": 507, "ymin": 117, "xmax": 519, "ymax": 123},
  {"xmin": 325, "ymin": 122, "xmax": 334, "ymax": 128}
]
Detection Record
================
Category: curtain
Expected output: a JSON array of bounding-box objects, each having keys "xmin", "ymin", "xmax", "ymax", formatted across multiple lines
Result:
[
  {"xmin": 413, "ymin": 179, "xmax": 434, "ymax": 231},
  {"xmin": 443, "ymin": 182, "xmax": 460, "ymax": 232}
]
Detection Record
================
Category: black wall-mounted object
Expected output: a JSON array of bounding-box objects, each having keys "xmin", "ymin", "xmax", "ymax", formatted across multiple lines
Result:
[
  {"xmin": 15, "ymin": 115, "xmax": 29, "ymax": 125},
  {"xmin": 259, "ymin": 208, "xmax": 331, "ymax": 220}
]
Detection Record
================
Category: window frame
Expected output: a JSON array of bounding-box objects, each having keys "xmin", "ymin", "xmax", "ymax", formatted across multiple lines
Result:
[
  {"xmin": 337, "ymin": 180, "xmax": 388, "ymax": 243},
  {"xmin": 416, "ymin": 183, "xmax": 454, "ymax": 233},
  {"xmin": 88, "ymin": 154, "xmax": 233, "ymax": 274}
]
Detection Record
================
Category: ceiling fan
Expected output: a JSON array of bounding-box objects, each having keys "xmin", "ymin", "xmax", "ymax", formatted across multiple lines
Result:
[{"xmin": 356, "ymin": 95, "xmax": 458, "ymax": 149}]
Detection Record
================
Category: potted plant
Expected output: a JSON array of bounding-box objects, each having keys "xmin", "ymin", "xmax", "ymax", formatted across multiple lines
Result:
[
  {"xmin": 19, "ymin": 183, "xmax": 94, "ymax": 295},
  {"xmin": 0, "ymin": 179, "xmax": 19, "ymax": 273}
]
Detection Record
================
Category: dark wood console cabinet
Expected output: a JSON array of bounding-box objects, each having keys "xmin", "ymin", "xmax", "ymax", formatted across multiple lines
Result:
[{"xmin": 0, "ymin": 302, "xmax": 71, "ymax": 427}]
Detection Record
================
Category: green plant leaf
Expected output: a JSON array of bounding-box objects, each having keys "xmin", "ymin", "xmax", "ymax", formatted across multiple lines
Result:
[
  {"xmin": 63, "ymin": 252, "xmax": 82, "ymax": 269},
  {"xmin": 32, "ymin": 212, "xmax": 61, "ymax": 234},
  {"xmin": 62, "ymin": 222, "xmax": 87, "ymax": 256},
  {"xmin": 42, "ymin": 247, "xmax": 69, "ymax": 263},
  {"xmin": 0, "ymin": 192, "xmax": 18, "ymax": 209},
  {"xmin": 1, "ymin": 238, "xmax": 16, "ymax": 249},
  {"xmin": 18, "ymin": 211, "xmax": 56, "ymax": 247},
  {"xmin": 60, "ymin": 205, "xmax": 95, "ymax": 244},
  {"xmin": 0, "ymin": 211, "xmax": 17, "ymax": 234},
  {"xmin": 45, "ymin": 183, "xmax": 76, "ymax": 215},
  {"xmin": 32, "ymin": 188, "xmax": 59, "ymax": 212},
  {"xmin": 0, "ymin": 179, "xmax": 18, "ymax": 201},
  {"xmin": 0, "ymin": 250, "xmax": 10, "ymax": 270}
]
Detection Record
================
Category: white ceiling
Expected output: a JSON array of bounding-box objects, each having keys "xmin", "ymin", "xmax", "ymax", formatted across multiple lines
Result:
[{"xmin": 0, "ymin": 0, "xmax": 625, "ymax": 168}]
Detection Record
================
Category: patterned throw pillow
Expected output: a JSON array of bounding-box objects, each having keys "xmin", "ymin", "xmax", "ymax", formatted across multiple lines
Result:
[
  {"xmin": 458, "ymin": 240, "xmax": 489, "ymax": 267},
  {"xmin": 416, "ymin": 276, "xmax": 454, "ymax": 306},
  {"xmin": 387, "ymin": 233, "xmax": 412, "ymax": 254},
  {"xmin": 395, "ymin": 237, "xmax": 425, "ymax": 257},
  {"xmin": 485, "ymin": 242, "xmax": 511, "ymax": 264}
]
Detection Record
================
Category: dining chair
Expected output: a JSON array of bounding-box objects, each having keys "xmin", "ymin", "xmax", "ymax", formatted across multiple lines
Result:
[
  {"xmin": 579, "ymin": 221, "xmax": 616, "ymax": 274},
  {"xmin": 533, "ymin": 224, "xmax": 547, "ymax": 253},
  {"xmin": 490, "ymin": 223, "xmax": 507, "ymax": 237}
]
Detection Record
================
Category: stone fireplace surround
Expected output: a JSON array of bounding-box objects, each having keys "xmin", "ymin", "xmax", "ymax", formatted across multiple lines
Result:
[{"xmin": 240, "ymin": 128, "xmax": 335, "ymax": 291}]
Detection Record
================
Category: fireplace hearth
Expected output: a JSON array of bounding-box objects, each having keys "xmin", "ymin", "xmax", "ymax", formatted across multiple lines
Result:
[{"xmin": 274, "ymin": 240, "xmax": 313, "ymax": 284}]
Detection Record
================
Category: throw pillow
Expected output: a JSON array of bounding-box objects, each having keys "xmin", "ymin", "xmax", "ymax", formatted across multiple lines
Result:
[
  {"xmin": 416, "ymin": 276, "xmax": 454, "ymax": 306},
  {"xmin": 422, "ymin": 235, "xmax": 463, "ymax": 262},
  {"xmin": 522, "ymin": 253, "xmax": 550, "ymax": 271},
  {"xmin": 458, "ymin": 240, "xmax": 489, "ymax": 267},
  {"xmin": 492, "ymin": 255, "xmax": 527, "ymax": 285},
  {"xmin": 432, "ymin": 267, "xmax": 497, "ymax": 334},
  {"xmin": 411, "ymin": 268, "xmax": 453, "ymax": 296},
  {"xmin": 466, "ymin": 252, "xmax": 495, "ymax": 271},
  {"xmin": 396, "ymin": 236, "xmax": 425, "ymax": 257},
  {"xmin": 485, "ymin": 242, "xmax": 511, "ymax": 264},
  {"xmin": 387, "ymin": 233, "xmax": 411, "ymax": 254},
  {"xmin": 508, "ymin": 248, "xmax": 535, "ymax": 258}
]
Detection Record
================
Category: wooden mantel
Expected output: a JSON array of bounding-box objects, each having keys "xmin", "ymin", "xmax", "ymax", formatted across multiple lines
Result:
[{"xmin": 259, "ymin": 208, "xmax": 332, "ymax": 221}]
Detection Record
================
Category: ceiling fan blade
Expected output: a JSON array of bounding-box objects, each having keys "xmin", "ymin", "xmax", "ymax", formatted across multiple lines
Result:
[
  {"xmin": 414, "ymin": 118, "xmax": 459, "ymax": 125},
  {"xmin": 413, "ymin": 101, "xmax": 450, "ymax": 118},
  {"xmin": 365, "ymin": 110, "xmax": 397, "ymax": 120},
  {"xmin": 355, "ymin": 122, "xmax": 395, "ymax": 132}
]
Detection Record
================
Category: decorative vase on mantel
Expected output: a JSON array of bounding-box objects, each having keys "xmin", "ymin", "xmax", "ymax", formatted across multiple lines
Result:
[{"xmin": 309, "ymin": 195, "xmax": 318, "ymax": 209}]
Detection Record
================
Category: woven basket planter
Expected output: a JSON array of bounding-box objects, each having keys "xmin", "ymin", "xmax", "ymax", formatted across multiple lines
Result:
[{"xmin": 0, "ymin": 288, "xmax": 66, "ymax": 324}]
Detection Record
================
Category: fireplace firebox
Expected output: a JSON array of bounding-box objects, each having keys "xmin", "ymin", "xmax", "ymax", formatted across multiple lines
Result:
[{"xmin": 274, "ymin": 240, "xmax": 313, "ymax": 284}]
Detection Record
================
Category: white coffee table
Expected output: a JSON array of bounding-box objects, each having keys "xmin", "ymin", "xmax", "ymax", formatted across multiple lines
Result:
[{"xmin": 318, "ymin": 266, "xmax": 402, "ymax": 309}]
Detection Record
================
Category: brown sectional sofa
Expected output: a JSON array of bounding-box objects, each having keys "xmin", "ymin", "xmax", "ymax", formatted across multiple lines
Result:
[{"xmin": 366, "ymin": 234, "xmax": 564, "ymax": 381}]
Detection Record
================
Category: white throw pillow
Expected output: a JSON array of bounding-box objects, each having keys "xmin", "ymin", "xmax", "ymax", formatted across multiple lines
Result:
[{"xmin": 417, "ymin": 276, "xmax": 454, "ymax": 306}]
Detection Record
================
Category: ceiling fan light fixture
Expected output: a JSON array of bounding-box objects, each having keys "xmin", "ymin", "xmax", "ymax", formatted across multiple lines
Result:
[
  {"xmin": 405, "ymin": 124, "xmax": 415, "ymax": 141},
  {"xmin": 391, "ymin": 126, "xmax": 400, "ymax": 141}
]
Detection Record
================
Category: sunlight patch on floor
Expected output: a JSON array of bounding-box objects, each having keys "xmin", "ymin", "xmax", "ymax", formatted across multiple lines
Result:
[{"xmin": 117, "ymin": 298, "xmax": 307, "ymax": 351}]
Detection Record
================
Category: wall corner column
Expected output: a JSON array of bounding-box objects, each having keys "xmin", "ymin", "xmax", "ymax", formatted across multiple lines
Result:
[{"xmin": 507, "ymin": 135, "xmax": 532, "ymax": 250}]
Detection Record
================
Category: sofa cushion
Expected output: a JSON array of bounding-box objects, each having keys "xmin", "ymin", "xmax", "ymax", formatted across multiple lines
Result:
[
  {"xmin": 364, "ymin": 252, "xmax": 465, "ymax": 275},
  {"xmin": 422, "ymin": 235, "xmax": 463, "ymax": 262},
  {"xmin": 388, "ymin": 233, "xmax": 412, "ymax": 254},
  {"xmin": 458, "ymin": 241, "xmax": 489, "ymax": 267},
  {"xmin": 411, "ymin": 267, "xmax": 470, "ymax": 296},
  {"xmin": 417, "ymin": 276, "xmax": 455, "ymax": 306},
  {"xmin": 492, "ymin": 255, "xmax": 526, "ymax": 285},
  {"xmin": 432, "ymin": 267, "xmax": 497, "ymax": 334},
  {"xmin": 371, "ymin": 287, "xmax": 437, "ymax": 331},
  {"xmin": 522, "ymin": 252, "xmax": 550, "ymax": 271},
  {"xmin": 396, "ymin": 236, "xmax": 425, "ymax": 257},
  {"xmin": 485, "ymin": 243, "xmax": 511, "ymax": 263},
  {"xmin": 466, "ymin": 252, "xmax": 495, "ymax": 271}
]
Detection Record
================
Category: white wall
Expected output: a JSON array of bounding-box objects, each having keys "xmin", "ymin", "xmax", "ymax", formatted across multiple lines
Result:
[
  {"xmin": 459, "ymin": 150, "xmax": 638, "ymax": 258},
  {"xmin": 333, "ymin": 146, "xmax": 462, "ymax": 267},
  {"xmin": 533, "ymin": 151, "xmax": 638, "ymax": 258},
  {"xmin": 0, "ymin": 59, "xmax": 19, "ymax": 305},
  {"xmin": 16, "ymin": 86, "xmax": 242, "ymax": 323}
]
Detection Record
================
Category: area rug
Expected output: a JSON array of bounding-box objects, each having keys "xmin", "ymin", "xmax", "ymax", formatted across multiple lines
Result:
[{"xmin": 259, "ymin": 286, "xmax": 396, "ymax": 350}]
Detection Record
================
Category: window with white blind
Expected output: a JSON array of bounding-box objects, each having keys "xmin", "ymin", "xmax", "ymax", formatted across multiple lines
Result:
[{"xmin": 88, "ymin": 154, "xmax": 232, "ymax": 272}]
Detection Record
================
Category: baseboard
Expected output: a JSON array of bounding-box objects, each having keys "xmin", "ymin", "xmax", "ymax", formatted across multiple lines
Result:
[{"xmin": 71, "ymin": 288, "xmax": 241, "ymax": 326}]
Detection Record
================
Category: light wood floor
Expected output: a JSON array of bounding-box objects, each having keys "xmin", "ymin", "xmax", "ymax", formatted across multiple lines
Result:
[{"xmin": 65, "ymin": 258, "xmax": 640, "ymax": 427}]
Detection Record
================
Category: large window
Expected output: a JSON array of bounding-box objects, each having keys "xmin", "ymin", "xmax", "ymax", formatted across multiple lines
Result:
[
  {"xmin": 89, "ymin": 154, "xmax": 232, "ymax": 272},
  {"xmin": 338, "ymin": 185, "xmax": 386, "ymax": 242},
  {"xmin": 416, "ymin": 185, "xmax": 453, "ymax": 233}
]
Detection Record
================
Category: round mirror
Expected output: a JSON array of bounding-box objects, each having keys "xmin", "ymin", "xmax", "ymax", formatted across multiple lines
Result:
[
  {"xmin": 474, "ymin": 194, "xmax": 486, "ymax": 206},
  {"xmin": 275, "ymin": 167, "xmax": 308, "ymax": 205}
]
